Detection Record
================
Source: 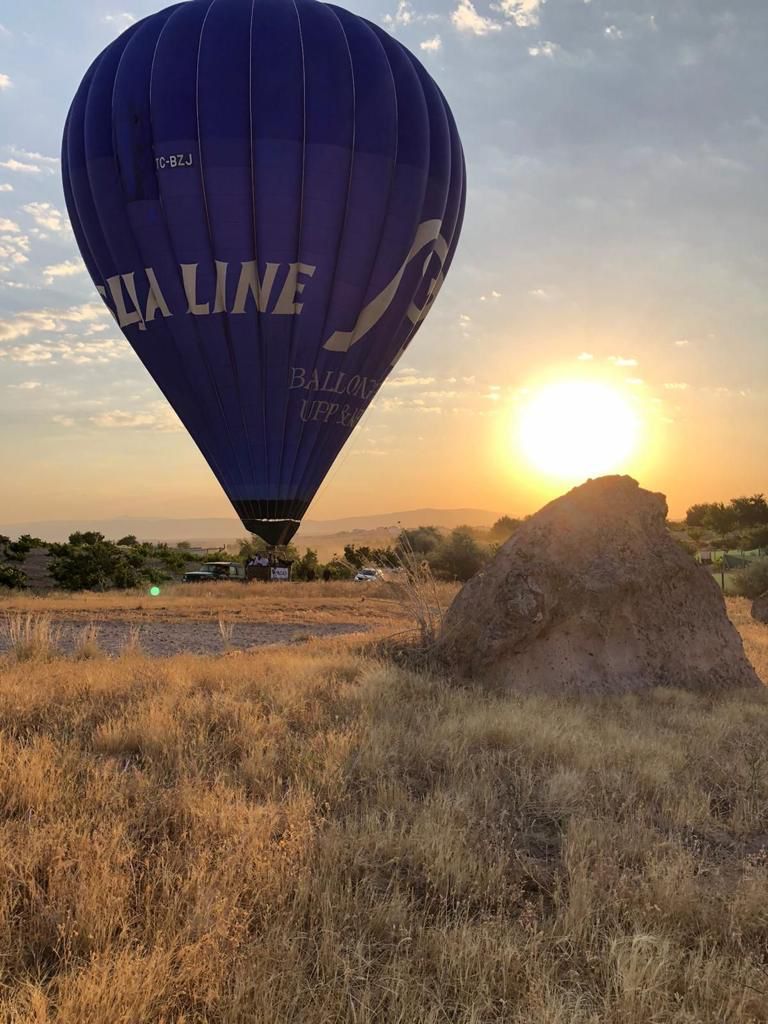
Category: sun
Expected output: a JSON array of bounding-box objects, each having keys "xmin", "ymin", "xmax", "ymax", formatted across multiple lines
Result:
[{"xmin": 517, "ymin": 379, "xmax": 641, "ymax": 482}]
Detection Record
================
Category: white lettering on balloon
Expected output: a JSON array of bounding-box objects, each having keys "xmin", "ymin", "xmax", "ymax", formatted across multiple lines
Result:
[{"xmin": 96, "ymin": 220, "xmax": 447, "ymax": 346}]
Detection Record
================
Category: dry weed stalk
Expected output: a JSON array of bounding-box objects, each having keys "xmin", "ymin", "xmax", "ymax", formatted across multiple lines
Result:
[
  {"xmin": 218, "ymin": 616, "xmax": 235, "ymax": 650},
  {"xmin": 3, "ymin": 612, "xmax": 61, "ymax": 662},
  {"xmin": 121, "ymin": 623, "xmax": 143, "ymax": 656},
  {"xmin": 72, "ymin": 622, "xmax": 101, "ymax": 660},
  {"xmin": 385, "ymin": 531, "xmax": 446, "ymax": 649}
]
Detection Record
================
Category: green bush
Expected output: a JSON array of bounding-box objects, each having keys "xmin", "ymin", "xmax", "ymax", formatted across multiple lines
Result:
[
  {"xmin": 732, "ymin": 558, "xmax": 768, "ymax": 600},
  {"xmin": 431, "ymin": 526, "xmax": 488, "ymax": 582},
  {"xmin": 49, "ymin": 533, "xmax": 153, "ymax": 592},
  {"xmin": 0, "ymin": 564, "xmax": 27, "ymax": 590}
]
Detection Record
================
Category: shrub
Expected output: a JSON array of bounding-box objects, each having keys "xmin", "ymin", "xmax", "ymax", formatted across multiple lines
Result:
[
  {"xmin": 0, "ymin": 564, "xmax": 26, "ymax": 590},
  {"xmin": 49, "ymin": 533, "xmax": 153, "ymax": 591},
  {"xmin": 733, "ymin": 558, "xmax": 768, "ymax": 600},
  {"xmin": 431, "ymin": 526, "xmax": 488, "ymax": 581}
]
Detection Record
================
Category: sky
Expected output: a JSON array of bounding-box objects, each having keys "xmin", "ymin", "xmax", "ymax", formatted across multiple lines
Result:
[{"xmin": 0, "ymin": 0, "xmax": 766, "ymax": 525}]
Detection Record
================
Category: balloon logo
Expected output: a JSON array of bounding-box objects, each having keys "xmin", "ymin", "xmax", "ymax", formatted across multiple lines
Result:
[{"xmin": 62, "ymin": 0, "xmax": 465, "ymax": 545}]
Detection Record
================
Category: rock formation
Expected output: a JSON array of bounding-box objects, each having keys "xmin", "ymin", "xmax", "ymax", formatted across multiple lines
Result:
[{"xmin": 436, "ymin": 476, "xmax": 761, "ymax": 695}]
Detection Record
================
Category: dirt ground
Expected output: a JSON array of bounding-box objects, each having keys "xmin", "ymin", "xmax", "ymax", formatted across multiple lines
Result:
[{"xmin": 0, "ymin": 617, "xmax": 369, "ymax": 658}]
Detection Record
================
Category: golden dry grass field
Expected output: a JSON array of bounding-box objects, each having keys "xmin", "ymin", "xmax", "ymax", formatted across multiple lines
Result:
[{"xmin": 0, "ymin": 589, "xmax": 766, "ymax": 1023}]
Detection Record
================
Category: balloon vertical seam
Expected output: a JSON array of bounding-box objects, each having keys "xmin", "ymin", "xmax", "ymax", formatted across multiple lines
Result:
[
  {"xmin": 284, "ymin": 3, "xmax": 357, "ymax": 523},
  {"xmin": 196, "ymin": 0, "xmax": 262, "ymax": 511}
]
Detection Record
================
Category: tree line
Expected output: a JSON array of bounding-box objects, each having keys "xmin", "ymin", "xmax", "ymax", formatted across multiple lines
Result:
[
  {"xmin": 0, "ymin": 515, "xmax": 522, "ymax": 591},
  {"xmin": 685, "ymin": 494, "xmax": 768, "ymax": 548}
]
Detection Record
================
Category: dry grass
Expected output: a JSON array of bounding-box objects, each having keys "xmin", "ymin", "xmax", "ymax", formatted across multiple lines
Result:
[
  {"xmin": 0, "ymin": 580, "xmax": 441, "ymax": 630},
  {"xmin": 0, "ymin": 600, "xmax": 765, "ymax": 1021},
  {"xmin": 2, "ymin": 612, "xmax": 61, "ymax": 662}
]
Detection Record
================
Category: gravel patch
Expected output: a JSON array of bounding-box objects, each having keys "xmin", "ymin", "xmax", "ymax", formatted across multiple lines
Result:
[{"xmin": 0, "ymin": 619, "xmax": 368, "ymax": 658}]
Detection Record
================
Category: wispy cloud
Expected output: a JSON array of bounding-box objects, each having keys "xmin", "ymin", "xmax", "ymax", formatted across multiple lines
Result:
[
  {"xmin": 0, "ymin": 73, "xmax": 12, "ymax": 91},
  {"xmin": 0, "ymin": 302, "xmax": 111, "ymax": 344},
  {"xmin": 420, "ymin": 35, "xmax": 442, "ymax": 52},
  {"xmin": 0, "ymin": 158, "xmax": 40, "ymax": 174},
  {"xmin": 577, "ymin": 352, "xmax": 594, "ymax": 361},
  {"xmin": 0, "ymin": 338, "xmax": 126, "ymax": 366},
  {"xmin": 0, "ymin": 148, "xmax": 59, "ymax": 176},
  {"xmin": 452, "ymin": 0, "xmax": 501, "ymax": 36},
  {"xmin": 663, "ymin": 382, "xmax": 689, "ymax": 390},
  {"xmin": 0, "ymin": 223, "xmax": 30, "ymax": 271},
  {"xmin": 43, "ymin": 259, "xmax": 85, "ymax": 285},
  {"xmin": 89, "ymin": 403, "xmax": 180, "ymax": 431},
  {"xmin": 494, "ymin": 0, "xmax": 542, "ymax": 28},
  {"xmin": 0, "ymin": 183, "xmax": 13, "ymax": 192},
  {"xmin": 528, "ymin": 41, "xmax": 560, "ymax": 57},
  {"xmin": 386, "ymin": 374, "xmax": 437, "ymax": 388},
  {"xmin": 609, "ymin": 355, "xmax": 638, "ymax": 367},
  {"xmin": 383, "ymin": 0, "xmax": 414, "ymax": 28},
  {"xmin": 11, "ymin": 147, "xmax": 59, "ymax": 168},
  {"xmin": 22, "ymin": 201, "xmax": 70, "ymax": 234},
  {"xmin": 7, "ymin": 380, "xmax": 41, "ymax": 390},
  {"xmin": 102, "ymin": 12, "xmax": 136, "ymax": 31}
]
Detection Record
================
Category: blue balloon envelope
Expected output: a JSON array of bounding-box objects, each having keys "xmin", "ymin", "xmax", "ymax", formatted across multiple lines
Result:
[{"xmin": 62, "ymin": 0, "xmax": 465, "ymax": 545}]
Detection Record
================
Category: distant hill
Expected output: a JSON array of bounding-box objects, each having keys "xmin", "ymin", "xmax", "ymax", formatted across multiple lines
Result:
[{"xmin": 0, "ymin": 508, "xmax": 497, "ymax": 546}]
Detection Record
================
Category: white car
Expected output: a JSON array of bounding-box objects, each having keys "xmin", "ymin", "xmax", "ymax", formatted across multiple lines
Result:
[{"xmin": 354, "ymin": 567, "xmax": 382, "ymax": 582}]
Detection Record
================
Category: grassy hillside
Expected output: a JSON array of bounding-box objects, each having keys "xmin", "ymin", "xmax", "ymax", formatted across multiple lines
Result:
[{"xmin": 0, "ymin": 596, "xmax": 765, "ymax": 1022}]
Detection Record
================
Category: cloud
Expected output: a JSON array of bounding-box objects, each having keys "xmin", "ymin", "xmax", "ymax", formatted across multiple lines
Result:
[
  {"xmin": 577, "ymin": 352, "xmax": 594, "ymax": 361},
  {"xmin": 420, "ymin": 35, "xmax": 442, "ymax": 52},
  {"xmin": 0, "ymin": 227, "xmax": 30, "ymax": 270},
  {"xmin": 43, "ymin": 259, "xmax": 85, "ymax": 285},
  {"xmin": 604, "ymin": 25, "xmax": 624, "ymax": 40},
  {"xmin": 609, "ymin": 355, "xmax": 638, "ymax": 367},
  {"xmin": 52, "ymin": 415, "xmax": 75, "ymax": 428},
  {"xmin": 529, "ymin": 287, "xmax": 549, "ymax": 298},
  {"xmin": 0, "ymin": 158, "xmax": 40, "ymax": 174},
  {"xmin": 0, "ymin": 73, "xmax": 11, "ymax": 91},
  {"xmin": 528, "ymin": 41, "xmax": 559, "ymax": 57},
  {"xmin": 11, "ymin": 147, "xmax": 59, "ymax": 168},
  {"xmin": 0, "ymin": 338, "xmax": 126, "ymax": 365},
  {"xmin": 89, "ymin": 403, "xmax": 181, "ymax": 431},
  {"xmin": 452, "ymin": 0, "xmax": 501, "ymax": 36},
  {"xmin": 387, "ymin": 375, "xmax": 437, "ymax": 388},
  {"xmin": 103, "ymin": 12, "xmax": 136, "ymax": 31},
  {"xmin": 7, "ymin": 380, "xmax": 41, "ymax": 390},
  {"xmin": 674, "ymin": 339, "xmax": 690, "ymax": 347},
  {"xmin": 663, "ymin": 382, "xmax": 689, "ymax": 390},
  {"xmin": 0, "ymin": 149, "xmax": 59, "ymax": 177},
  {"xmin": 491, "ymin": 289, "xmax": 501, "ymax": 298},
  {"xmin": 383, "ymin": 0, "xmax": 414, "ymax": 28},
  {"xmin": 22, "ymin": 201, "xmax": 70, "ymax": 234},
  {"xmin": 0, "ymin": 302, "xmax": 111, "ymax": 344},
  {"xmin": 0, "ymin": 183, "xmax": 13, "ymax": 192},
  {"xmin": 494, "ymin": 0, "xmax": 542, "ymax": 28}
]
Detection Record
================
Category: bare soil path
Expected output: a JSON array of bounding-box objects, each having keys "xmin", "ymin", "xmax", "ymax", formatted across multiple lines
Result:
[{"xmin": 0, "ymin": 617, "xmax": 369, "ymax": 658}]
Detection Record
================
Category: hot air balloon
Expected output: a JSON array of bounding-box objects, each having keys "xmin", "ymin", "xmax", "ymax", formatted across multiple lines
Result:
[{"xmin": 62, "ymin": 0, "xmax": 465, "ymax": 546}]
